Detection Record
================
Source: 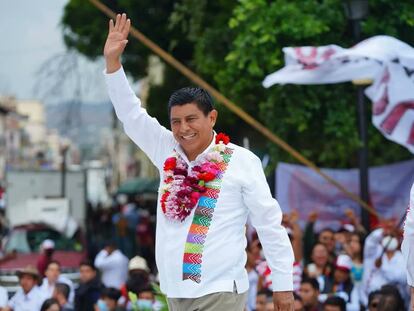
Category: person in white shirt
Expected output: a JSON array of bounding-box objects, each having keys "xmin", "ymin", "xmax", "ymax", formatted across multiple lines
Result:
[
  {"xmin": 402, "ymin": 182, "xmax": 414, "ymax": 311},
  {"xmin": 5, "ymin": 265, "xmax": 46, "ymax": 311},
  {"xmin": 94, "ymin": 242, "xmax": 128, "ymax": 289},
  {"xmin": 0, "ymin": 285, "xmax": 8, "ymax": 309},
  {"xmin": 361, "ymin": 226, "xmax": 407, "ymax": 307},
  {"xmin": 103, "ymin": 13, "xmax": 294, "ymax": 311},
  {"xmin": 39, "ymin": 261, "xmax": 75, "ymax": 304}
]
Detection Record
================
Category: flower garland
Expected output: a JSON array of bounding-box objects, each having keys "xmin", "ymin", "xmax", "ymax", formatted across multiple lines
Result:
[{"xmin": 160, "ymin": 133, "xmax": 230, "ymax": 222}]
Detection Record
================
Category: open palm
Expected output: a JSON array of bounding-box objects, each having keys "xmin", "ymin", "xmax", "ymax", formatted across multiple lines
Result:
[{"xmin": 104, "ymin": 13, "xmax": 131, "ymax": 60}]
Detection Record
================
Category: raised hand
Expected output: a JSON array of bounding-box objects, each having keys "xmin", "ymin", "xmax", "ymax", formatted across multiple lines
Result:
[{"xmin": 104, "ymin": 13, "xmax": 131, "ymax": 73}]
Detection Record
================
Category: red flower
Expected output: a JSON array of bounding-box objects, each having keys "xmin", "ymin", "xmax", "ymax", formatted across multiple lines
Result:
[
  {"xmin": 163, "ymin": 157, "xmax": 177, "ymax": 171},
  {"xmin": 215, "ymin": 132, "xmax": 230, "ymax": 145},
  {"xmin": 160, "ymin": 191, "xmax": 170, "ymax": 213},
  {"xmin": 198, "ymin": 171, "xmax": 216, "ymax": 182},
  {"xmin": 164, "ymin": 177, "xmax": 174, "ymax": 184}
]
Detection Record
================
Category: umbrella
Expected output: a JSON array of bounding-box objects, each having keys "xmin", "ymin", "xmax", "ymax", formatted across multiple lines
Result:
[{"xmin": 117, "ymin": 177, "xmax": 159, "ymax": 195}]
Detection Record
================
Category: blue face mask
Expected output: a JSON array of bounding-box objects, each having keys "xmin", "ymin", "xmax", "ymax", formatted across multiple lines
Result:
[
  {"xmin": 137, "ymin": 299, "xmax": 153, "ymax": 310},
  {"xmin": 97, "ymin": 299, "xmax": 109, "ymax": 311}
]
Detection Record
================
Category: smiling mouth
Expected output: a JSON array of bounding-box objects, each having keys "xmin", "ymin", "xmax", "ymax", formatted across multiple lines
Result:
[{"xmin": 181, "ymin": 133, "xmax": 197, "ymax": 140}]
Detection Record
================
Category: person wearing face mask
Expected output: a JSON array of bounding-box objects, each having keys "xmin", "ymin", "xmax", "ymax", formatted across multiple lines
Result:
[
  {"xmin": 360, "ymin": 225, "xmax": 407, "ymax": 308},
  {"xmin": 135, "ymin": 286, "xmax": 156, "ymax": 311},
  {"xmin": 402, "ymin": 182, "xmax": 414, "ymax": 311},
  {"xmin": 95, "ymin": 287, "xmax": 126, "ymax": 311}
]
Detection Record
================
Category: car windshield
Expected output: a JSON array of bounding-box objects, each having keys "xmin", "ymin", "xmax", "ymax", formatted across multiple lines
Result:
[{"xmin": 4, "ymin": 228, "xmax": 83, "ymax": 254}]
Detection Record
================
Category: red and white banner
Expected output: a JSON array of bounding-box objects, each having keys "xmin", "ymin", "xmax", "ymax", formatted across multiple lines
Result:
[
  {"xmin": 276, "ymin": 160, "xmax": 414, "ymax": 231},
  {"xmin": 263, "ymin": 36, "xmax": 414, "ymax": 153}
]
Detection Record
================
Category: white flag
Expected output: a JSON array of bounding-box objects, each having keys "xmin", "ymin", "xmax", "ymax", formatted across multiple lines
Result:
[{"xmin": 263, "ymin": 35, "xmax": 414, "ymax": 153}]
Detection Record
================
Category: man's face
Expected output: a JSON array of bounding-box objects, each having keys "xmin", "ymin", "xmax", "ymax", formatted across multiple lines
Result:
[
  {"xmin": 138, "ymin": 290, "xmax": 154, "ymax": 300},
  {"xmin": 265, "ymin": 301, "xmax": 274, "ymax": 311},
  {"xmin": 334, "ymin": 269, "xmax": 349, "ymax": 284},
  {"xmin": 299, "ymin": 283, "xmax": 318, "ymax": 307},
  {"xmin": 311, "ymin": 244, "xmax": 329, "ymax": 267},
  {"xmin": 170, "ymin": 103, "xmax": 217, "ymax": 161},
  {"xmin": 79, "ymin": 265, "xmax": 96, "ymax": 283},
  {"xmin": 319, "ymin": 230, "xmax": 335, "ymax": 252},
  {"xmin": 45, "ymin": 263, "xmax": 60, "ymax": 283},
  {"xmin": 19, "ymin": 274, "xmax": 37, "ymax": 294},
  {"xmin": 294, "ymin": 298, "xmax": 304, "ymax": 311},
  {"xmin": 103, "ymin": 297, "xmax": 117, "ymax": 310},
  {"xmin": 368, "ymin": 294, "xmax": 381, "ymax": 311},
  {"xmin": 256, "ymin": 294, "xmax": 267, "ymax": 311}
]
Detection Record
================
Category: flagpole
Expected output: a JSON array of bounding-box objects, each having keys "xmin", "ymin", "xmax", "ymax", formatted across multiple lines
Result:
[{"xmin": 345, "ymin": 0, "xmax": 371, "ymax": 231}]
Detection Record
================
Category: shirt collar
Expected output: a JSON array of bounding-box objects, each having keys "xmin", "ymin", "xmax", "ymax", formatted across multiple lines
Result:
[
  {"xmin": 175, "ymin": 131, "xmax": 216, "ymax": 165},
  {"xmin": 23, "ymin": 286, "xmax": 39, "ymax": 299}
]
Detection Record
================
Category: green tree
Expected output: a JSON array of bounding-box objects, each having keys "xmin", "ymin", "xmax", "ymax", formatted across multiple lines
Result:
[
  {"xmin": 61, "ymin": 0, "xmax": 413, "ymax": 169},
  {"xmin": 198, "ymin": 0, "xmax": 413, "ymax": 168}
]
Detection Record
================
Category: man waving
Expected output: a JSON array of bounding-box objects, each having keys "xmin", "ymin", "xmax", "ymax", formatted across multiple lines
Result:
[{"xmin": 103, "ymin": 13, "xmax": 294, "ymax": 311}]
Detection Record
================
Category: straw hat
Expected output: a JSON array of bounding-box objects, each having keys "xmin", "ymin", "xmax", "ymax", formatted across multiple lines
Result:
[
  {"xmin": 128, "ymin": 256, "xmax": 149, "ymax": 272},
  {"xmin": 16, "ymin": 265, "xmax": 40, "ymax": 279}
]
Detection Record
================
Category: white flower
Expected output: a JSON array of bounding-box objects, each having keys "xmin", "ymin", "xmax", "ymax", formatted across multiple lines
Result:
[{"xmin": 206, "ymin": 151, "xmax": 223, "ymax": 162}]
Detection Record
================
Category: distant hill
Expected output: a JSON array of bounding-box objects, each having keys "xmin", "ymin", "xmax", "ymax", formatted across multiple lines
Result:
[{"xmin": 45, "ymin": 101, "xmax": 114, "ymax": 156}]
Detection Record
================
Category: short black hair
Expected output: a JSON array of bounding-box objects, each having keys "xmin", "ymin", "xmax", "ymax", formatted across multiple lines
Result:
[
  {"xmin": 168, "ymin": 87, "xmax": 214, "ymax": 117},
  {"xmin": 40, "ymin": 298, "xmax": 59, "ymax": 311},
  {"xmin": 79, "ymin": 259, "xmax": 96, "ymax": 271},
  {"xmin": 319, "ymin": 228, "xmax": 335, "ymax": 235},
  {"xmin": 378, "ymin": 284, "xmax": 405, "ymax": 311},
  {"xmin": 55, "ymin": 282, "xmax": 70, "ymax": 300},
  {"xmin": 301, "ymin": 277, "xmax": 320, "ymax": 291},
  {"xmin": 323, "ymin": 296, "xmax": 346, "ymax": 311},
  {"xmin": 101, "ymin": 287, "xmax": 121, "ymax": 301},
  {"xmin": 293, "ymin": 292, "xmax": 302, "ymax": 301},
  {"xmin": 368, "ymin": 289, "xmax": 381, "ymax": 305},
  {"xmin": 46, "ymin": 260, "xmax": 61, "ymax": 270}
]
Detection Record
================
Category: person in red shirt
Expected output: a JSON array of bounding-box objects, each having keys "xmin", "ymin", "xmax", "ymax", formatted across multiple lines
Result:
[{"xmin": 37, "ymin": 239, "xmax": 55, "ymax": 277}]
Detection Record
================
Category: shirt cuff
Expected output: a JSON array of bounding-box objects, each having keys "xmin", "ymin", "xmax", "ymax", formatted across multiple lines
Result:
[
  {"xmin": 271, "ymin": 272, "xmax": 293, "ymax": 292},
  {"xmin": 103, "ymin": 66, "xmax": 124, "ymax": 76}
]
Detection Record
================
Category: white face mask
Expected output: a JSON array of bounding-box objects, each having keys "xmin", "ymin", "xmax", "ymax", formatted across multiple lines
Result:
[{"xmin": 381, "ymin": 236, "xmax": 399, "ymax": 251}]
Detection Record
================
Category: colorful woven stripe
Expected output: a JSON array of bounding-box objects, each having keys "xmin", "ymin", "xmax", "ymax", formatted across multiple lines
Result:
[{"xmin": 182, "ymin": 147, "xmax": 233, "ymax": 283}]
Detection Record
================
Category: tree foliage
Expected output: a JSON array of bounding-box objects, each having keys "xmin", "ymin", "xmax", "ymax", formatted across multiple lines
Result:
[{"xmin": 61, "ymin": 0, "xmax": 413, "ymax": 169}]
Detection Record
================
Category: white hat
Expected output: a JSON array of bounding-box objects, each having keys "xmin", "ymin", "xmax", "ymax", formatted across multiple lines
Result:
[
  {"xmin": 335, "ymin": 254, "xmax": 353, "ymax": 272},
  {"xmin": 41, "ymin": 239, "xmax": 55, "ymax": 250},
  {"xmin": 128, "ymin": 256, "xmax": 149, "ymax": 272}
]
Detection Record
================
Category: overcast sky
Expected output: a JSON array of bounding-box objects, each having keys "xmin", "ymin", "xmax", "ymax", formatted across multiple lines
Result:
[{"xmin": 0, "ymin": 0, "xmax": 110, "ymax": 103}]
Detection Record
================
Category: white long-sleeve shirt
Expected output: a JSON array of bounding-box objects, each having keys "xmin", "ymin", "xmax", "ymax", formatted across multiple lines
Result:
[
  {"xmin": 94, "ymin": 249, "xmax": 128, "ymax": 288},
  {"xmin": 361, "ymin": 228, "xmax": 407, "ymax": 306},
  {"xmin": 39, "ymin": 275, "xmax": 75, "ymax": 304},
  {"xmin": 8, "ymin": 286, "xmax": 46, "ymax": 311},
  {"xmin": 104, "ymin": 67, "xmax": 294, "ymax": 298},
  {"xmin": 402, "ymin": 183, "xmax": 414, "ymax": 287}
]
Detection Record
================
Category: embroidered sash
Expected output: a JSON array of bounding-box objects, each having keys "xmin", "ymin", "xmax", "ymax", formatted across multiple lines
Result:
[{"xmin": 182, "ymin": 147, "xmax": 233, "ymax": 283}]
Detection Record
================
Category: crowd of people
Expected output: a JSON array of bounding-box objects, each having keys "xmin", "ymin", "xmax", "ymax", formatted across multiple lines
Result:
[
  {"xmin": 0, "ymin": 233, "xmax": 161, "ymax": 310},
  {"xmin": 0, "ymin": 198, "xmax": 410, "ymax": 311},
  {"xmin": 245, "ymin": 208, "xmax": 411, "ymax": 311}
]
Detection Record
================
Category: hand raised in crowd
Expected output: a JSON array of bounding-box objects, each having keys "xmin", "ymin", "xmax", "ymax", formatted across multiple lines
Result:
[
  {"xmin": 104, "ymin": 13, "xmax": 131, "ymax": 73},
  {"xmin": 273, "ymin": 291, "xmax": 294, "ymax": 311},
  {"xmin": 289, "ymin": 210, "xmax": 299, "ymax": 224},
  {"xmin": 308, "ymin": 210, "xmax": 318, "ymax": 223},
  {"xmin": 375, "ymin": 256, "xmax": 382, "ymax": 268},
  {"xmin": 344, "ymin": 208, "xmax": 357, "ymax": 222},
  {"xmin": 381, "ymin": 218, "xmax": 397, "ymax": 236}
]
